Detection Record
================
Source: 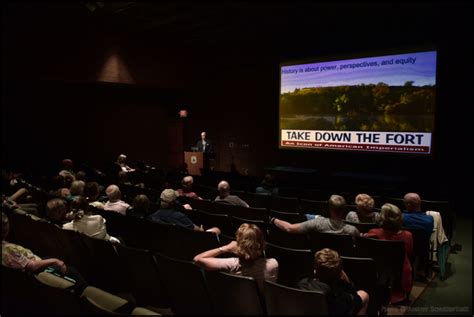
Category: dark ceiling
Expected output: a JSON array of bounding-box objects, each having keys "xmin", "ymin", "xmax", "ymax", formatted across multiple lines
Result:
[{"xmin": 3, "ymin": 1, "xmax": 472, "ymax": 59}]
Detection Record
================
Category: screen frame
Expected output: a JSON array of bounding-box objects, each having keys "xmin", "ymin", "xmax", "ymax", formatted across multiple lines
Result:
[{"xmin": 278, "ymin": 45, "xmax": 439, "ymax": 157}]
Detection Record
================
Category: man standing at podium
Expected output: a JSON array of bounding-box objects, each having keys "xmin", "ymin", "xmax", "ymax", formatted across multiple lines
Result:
[
  {"xmin": 196, "ymin": 131, "xmax": 213, "ymax": 154},
  {"xmin": 196, "ymin": 131, "xmax": 213, "ymax": 170}
]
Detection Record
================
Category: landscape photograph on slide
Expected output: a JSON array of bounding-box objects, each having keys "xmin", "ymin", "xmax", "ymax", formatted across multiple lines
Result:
[{"xmin": 280, "ymin": 51, "xmax": 437, "ymax": 133}]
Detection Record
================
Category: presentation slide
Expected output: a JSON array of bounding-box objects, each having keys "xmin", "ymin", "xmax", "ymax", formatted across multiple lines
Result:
[{"xmin": 279, "ymin": 50, "xmax": 437, "ymax": 154}]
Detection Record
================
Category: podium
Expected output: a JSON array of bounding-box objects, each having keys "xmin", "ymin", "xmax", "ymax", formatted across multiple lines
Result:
[{"xmin": 184, "ymin": 151, "xmax": 203, "ymax": 176}]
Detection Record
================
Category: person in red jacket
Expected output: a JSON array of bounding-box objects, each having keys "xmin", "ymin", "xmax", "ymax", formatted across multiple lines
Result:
[{"xmin": 365, "ymin": 203, "xmax": 413, "ymax": 304}]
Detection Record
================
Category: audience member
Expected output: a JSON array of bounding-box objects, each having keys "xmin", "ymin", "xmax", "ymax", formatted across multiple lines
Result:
[
  {"xmin": 402, "ymin": 193, "xmax": 434, "ymax": 242},
  {"xmin": 365, "ymin": 203, "xmax": 413, "ymax": 304},
  {"xmin": 271, "ymin": 195, "xmax": 360, "ymax": 237},
  {"xmin": 297, "ymin": 248, "xmax": 369, "ymax": 316},
  {"xmin": 83, "ymin": 182, "xmax": 105, "ymax": 210},
  {"xmin": 116, "ymin": 154, "xmax": 135, "ymax": 173},
  {"xmin": 177, "ymin": 176, "xmax": 202, "ymax": 200},
  {"xmin": 62, "ymin": 196, "xmax": 120, "ymax": 243},
  {"xmin": 75, "ymin": 171, "xmax": 87, "ymax": 182},
  {"xmin": 69, "ymin": 180, "xmax": 85, "ymax": 197},
  {"xmin": 345, "ymin": 193, "xmax": 381, "ymax": 223},
  {"xmin": 148, "ymin": 189, "xmax": 220, "ymax": 234},
  {"xmin": 131, "ymin": 194, "xmax": 151, "ymax": 218},
  {"xmin": 49, "ymin": 175, "xmax": 71, "ymax": 198},
  {"xmin": 46, "ymin": 198, "xmax": 73, "ymax": 226},
  {"xmin": 59, "ymin": 159, "xmax": 76, "ymax": 181},
  {"xmin": 214, "ymin": 180, "xmax": 249, "ymax": 207},
  {"xmin": 2, "ymin": 212, "xmax": 87, "ymax": 291},
  {"xmin": 194, "ymin": 223, "xmax": 278, "ymax": 291},
  {"xmin": 255, "ymin": 174, "xmax": 279, "ymax": 196},
  {"xmin": 104, "ymin": 185, "xmax": 130, "ymax": 215}
]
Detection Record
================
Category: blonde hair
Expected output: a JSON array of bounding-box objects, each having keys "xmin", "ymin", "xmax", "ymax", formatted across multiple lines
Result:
[
  {"xmin": 381, "ymin": 203, "xmax": 403, "ymax": 231},
  {"xmin": 235, "ymin": 223, "xmax": 266, "ymax": 262},
  {"xmin": 314, "ymin": 248, "xmax": 342, "ymax": 283},
  {"xmin": 355, "ymin": 193, "xmax": 375, "ymax": 212}
]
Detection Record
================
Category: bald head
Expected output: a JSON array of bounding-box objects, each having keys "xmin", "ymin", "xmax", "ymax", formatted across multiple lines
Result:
[
  {"xmin": 182, "ymin": 176, "xmax": 194, "ymax": 189},
  {"xmin": 217, "ymin": 180, "xmax": 230, "ymax": 198},
  {"xmin": 403, "ymin": 193, "xmax": 421, "ymax": 212},
  {"xmin": 106, "ymin": 184, "xmax": 121, "ymax": 201}
]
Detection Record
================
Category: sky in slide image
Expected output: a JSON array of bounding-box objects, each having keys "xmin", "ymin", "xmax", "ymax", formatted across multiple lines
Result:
[{"xmin": 281, "ymin": 51, "xmax": 437, "ymax": 94}]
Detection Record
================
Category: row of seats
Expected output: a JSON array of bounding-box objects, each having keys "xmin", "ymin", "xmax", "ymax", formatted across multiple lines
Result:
[
  {"xmin": 2, "ymin": 267, "xmax": 158, "ymax": 315},
  {"xmin": 6, "ymin": 208, "xmax": 392, "ymax": 314}
]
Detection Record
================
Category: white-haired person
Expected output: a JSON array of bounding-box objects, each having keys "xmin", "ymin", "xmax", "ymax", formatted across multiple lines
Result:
[
  {"xmin": 177, "ymin": 176, "xmax": 202, "ymax": 200},
  {"xmin": 345, "ymin": 193, "xmax": 381, "ymax": 224},
  {"xmin": 104, "ymin": 185, "xmax": 130, "ymax": 215}
]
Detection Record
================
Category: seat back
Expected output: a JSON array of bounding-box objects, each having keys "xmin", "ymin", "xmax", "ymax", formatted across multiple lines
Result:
[
  {"xmin": 269, "ymin": 209, "xmax": 306, "ymax": 223},
  {"xmin": 267, "ymin": 225, "xmax": 309, "ymax": 249},
  {"xmin": 271, "ymin": 196, "xmax": 300, "ymax": 213},
  {"xmin": 265, "ymin": 243, "xmax": 314, "ymax": 287},
  {"xmin": 154, "ymin": 252, "xmax": 213, "ymax": 315},
  {"xmin": 343, "ymin": 220, "xmax": 380, "ymax": 233},
  {"xmin": 354, "ymin": 236, "xmax": 405, "ymax": 301},
  {"xmin": 192, "ymin": 209, "xmax": 234, "ymax": 236},
  {"xmin": 80, "ymin": 234, "xmax": 124, "ymax": 293},
  {"xmin": 299, "ymin": 199, "xmax": 329, "ymax": 217},
  {"xmin": 205, "ymin": 271, "xmax": 264, "ymax": 315},
  {"xmin": 231, "ymin": 216, "xmax": 268, "ymax": 238},
  {"xmin": 165, "ymin": 225, "xmax": 220, "ymax": 260},
  {"xmin": 80, "ymin": 286, "xmax": 133, "ymax": 315},
  {"xmin": 341, "ymin": 256, "xmax": 378, "ymax": 315},
  {"xmin": 308, "ymin": 231, "xmax": 355, "ymax": 256},
  {"xmin": 264, "ymin": 280, "xmax": 328, "ymax": 315},
  {"xmin": 115, "ymin": 244, "xmax": 171, "ymax": 308}
]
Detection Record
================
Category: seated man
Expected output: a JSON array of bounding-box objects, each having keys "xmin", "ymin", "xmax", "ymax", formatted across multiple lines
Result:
[
  {"xmin": 297, "ymin": 248, "xmax": 369, "ymax": 315},
  {"xmin": 177, "ymin": 176, "xmax": 202, "ymax": 200},
  {"xmin": 104, "ymin": 185, "xmax": 130, "ymax": 216},
  {"xmin": 148, "ymin": 189, "xmax": 220, "ymax": 234},
  {"xmin": 214, "ymin": 180, "xmax": 249, "ymax": 207},
  {"xmin": 46, "ymin": 198, "xmax": 73, "ymax": 226},
  {"xmin": 270, "ymin": 195, "xmax": 360, "ymax": 237},
  {"xmin": 402, "ymin": 193, "xmax": 434, "ymax": 242}
]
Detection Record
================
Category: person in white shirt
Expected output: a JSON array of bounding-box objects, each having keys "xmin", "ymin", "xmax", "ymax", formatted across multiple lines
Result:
[
  {"xmin": 104, "ymin": 184, "xmax": 130, "ymax": 216},
  {"xmin": 63, "ymin": 196, "xmax": 120, "ymax": 243}
]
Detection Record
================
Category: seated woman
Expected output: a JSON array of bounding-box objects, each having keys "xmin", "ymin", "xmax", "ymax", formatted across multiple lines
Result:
[
  {"xmin": 193, "ymin": 223, "xmax": 278, "ymax": 291},
  {"xmin": 365, "ymin": 203, "xmax": 413, "ymax": 304},
  {"xmin": 345, "ymin": 193, "xmax": 381, "ymax": 223},
  {"xmin": 62, "ymin": 196, "xmax": 120, "ymax": 243},
  {"xmin": 2, "ymin": 212, "xmax": 87, "ymax": 291}
]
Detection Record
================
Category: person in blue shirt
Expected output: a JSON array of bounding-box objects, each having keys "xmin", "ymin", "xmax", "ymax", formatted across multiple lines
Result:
[
  {"xmin": 148, "ymin": 189, "xmax": 220, "ymax": 234},
  {"xmin": 402, "ymin": 193, "xmax": 434, "ymax": 241}
]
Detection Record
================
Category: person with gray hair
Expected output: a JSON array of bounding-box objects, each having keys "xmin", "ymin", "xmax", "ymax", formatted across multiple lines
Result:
[
  {"xmin": 270, "ymin": 194, "xmax": 360, "ymax": 237},
  {"xmin": 214, "ymin": 180, "xmax": 249, "ymax": 207},
  {"xmin": 148, "ymin": 189, "xmax": 220, "ymax": 234},
  {"xmin": 69, "ymin": 180, "xmax": 85, "ymax": 197},
  {"xmin": 104, "ymin": 184, "xmax": 130, "ymax": 215},
  {"xmin": 345, "ymin": 193, "xmax": 381, "ymax": 224},
  {"xmin": 365, "ymin": 203, "xmax": 414, "ymax": 304},
  {"xmin": 177, "ymin": 175, "xmax": 202, "ymax": 200}
]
